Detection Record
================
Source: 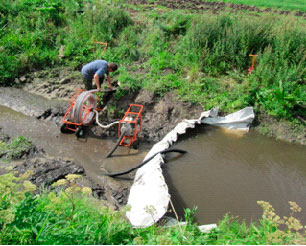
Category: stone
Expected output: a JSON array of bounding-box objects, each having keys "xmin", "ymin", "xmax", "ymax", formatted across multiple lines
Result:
[
  {"xmin": 59, "ymin": 78, "xmax": 71, "ymax": 85},
  {"xmin": 20, "ymin": 76, "xmax": 26, "ymax": 82},
  {"xmin": 13, "ymin": 157, "xmax": 85, "ymax": 188}
]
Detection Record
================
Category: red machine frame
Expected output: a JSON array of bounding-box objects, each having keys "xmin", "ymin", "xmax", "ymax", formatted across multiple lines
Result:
[
  {"xmin": 118, "ymin": 104, "xmax": 144, "ymax": 147},
  {"xmin": 61, "ymin": 89, "xmax": 100, "ymax": 133}
]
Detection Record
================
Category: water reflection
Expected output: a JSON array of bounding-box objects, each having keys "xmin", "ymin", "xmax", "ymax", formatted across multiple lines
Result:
[{"xmin": 163, "ymin": 124, "xmax": 306, "ymax": 224}]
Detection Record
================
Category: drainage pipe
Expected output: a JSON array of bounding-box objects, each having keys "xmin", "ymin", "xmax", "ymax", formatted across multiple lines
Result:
[
  {"xmin": 105, "ymin": 128, "xmax": 128, "ymax": 158},
  {"xmin": 105, "ymin": 148, "xmax": 187, "ymax": 177}
]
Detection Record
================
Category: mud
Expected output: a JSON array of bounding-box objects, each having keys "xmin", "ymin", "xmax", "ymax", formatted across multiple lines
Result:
[
  {"xmin": 17, "ymin": 67, "xmax": 205, "ymax": 142},
  {"xmin": 127, "ymin": 0, "xmax": 306, "ymax": 18},
  {"xmin": 0, "ymin": 126, "xmax": 130, "ymax": 209}
]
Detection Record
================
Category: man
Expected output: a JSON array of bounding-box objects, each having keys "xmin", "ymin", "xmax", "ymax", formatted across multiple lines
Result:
[{"xmin": 81, "ymin": 60, "xmax": 118, "ymax": 91}]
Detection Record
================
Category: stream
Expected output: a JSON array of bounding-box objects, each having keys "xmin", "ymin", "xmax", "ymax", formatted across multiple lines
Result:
[
  {"xmin": 165, "ymin": 125, "xmax": 306, "ymax": 224},
  {"xmin": 0, "ymin": 89, "xmax": 305, "ymax": 225},
  {"xmin": 0, "ymin": 104, "xmax": 149, "ymax": 188}
]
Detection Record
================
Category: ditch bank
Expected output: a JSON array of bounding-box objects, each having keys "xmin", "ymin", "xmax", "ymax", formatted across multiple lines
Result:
[{"xmin": 9, "ymin": 66, "xmax": 306, "ymax": 145}]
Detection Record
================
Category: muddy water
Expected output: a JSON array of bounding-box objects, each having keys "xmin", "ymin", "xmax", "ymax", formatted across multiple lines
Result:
[
  {"xmin": 0, "ymin": 105, "xmax": 149, "ymax": 185},
  {"xmin": 2, "ymin": 99, "xmax": 306, "ymax": 225},
  {"xmin": 164, "ymin": 125, "xmax": 306, "ymax": 225}
]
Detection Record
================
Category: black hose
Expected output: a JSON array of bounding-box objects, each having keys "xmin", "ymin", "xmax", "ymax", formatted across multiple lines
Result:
[
  {"xmin": 105, "ymin": 128, "xmax": 127, "ymax": 158},
  {"xmin": 105, "ymin": 148, "xmax": 187, "ymax": 177}
]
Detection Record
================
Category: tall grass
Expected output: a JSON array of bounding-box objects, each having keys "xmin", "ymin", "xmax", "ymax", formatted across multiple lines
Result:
[
  {"xmin": 174, "ymin": 14, "xmax": 306, "ymax": 118},
  {"xmin": 0, "ymin": 0, "xmax": 132, "ymax": 85},
  {"xmin": 1, "ymin": 1, "xmax": 305, "ymax": 121}
]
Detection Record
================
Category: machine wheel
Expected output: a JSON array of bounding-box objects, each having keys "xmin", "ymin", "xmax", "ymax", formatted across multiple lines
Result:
[
  {"xmin": 60, "ymin": 123, "xmax": 70, "ymax": 133},
  {"xmin": 75, "ymin": 126, "xmax": 84, "ymax": 138},
  {"xmin": 60, "ymin": 123, "xmax": 75, "ymax": 133},
  {"xmin": 132, "ymin": 139, "xmax": 140, "ymax": 150}
]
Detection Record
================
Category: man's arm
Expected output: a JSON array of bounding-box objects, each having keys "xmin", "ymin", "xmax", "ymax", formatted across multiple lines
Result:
[
  {"xmin": 106, "ymin": 74, "xmax": 113, "ymax": 90},
  {"xmin": 94, "ymin": 73, "xmax": 100, "ymax": 91}
]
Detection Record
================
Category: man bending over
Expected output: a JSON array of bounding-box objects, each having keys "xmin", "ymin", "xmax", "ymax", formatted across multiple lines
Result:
[{"xmin": 81, "ymin": 60, "xmax": 118, "ymax": 91}]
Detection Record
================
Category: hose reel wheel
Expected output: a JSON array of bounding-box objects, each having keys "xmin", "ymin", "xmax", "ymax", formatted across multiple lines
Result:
[{"xmin": 72, "ymin": 90, "xmax": 97, "ymax": 125}]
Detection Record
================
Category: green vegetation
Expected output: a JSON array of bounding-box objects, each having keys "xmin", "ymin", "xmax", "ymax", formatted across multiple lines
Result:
[
  {"xmin": 1, "ymin": 2, "xmax": 305, "ymax": 243},
  {"xmin": 0, "ymin": 170, "xmax": 305, "ymax": 245},
  {"xmin": 205, "ymin": 0, "xmax": 306, "ymax": 12},
  {"xmin": 1, "ymin": 0, "xmax": 305, "ymax": 124},
  {"xmin": 0, "ymin": 136, "xmax": 34, "ymax": 160}
]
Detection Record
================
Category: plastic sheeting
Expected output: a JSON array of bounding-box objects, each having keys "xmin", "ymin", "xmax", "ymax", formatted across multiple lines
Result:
[{"xmin": 126, "ymin": 107, "xmax": 255, "ymax": 228}]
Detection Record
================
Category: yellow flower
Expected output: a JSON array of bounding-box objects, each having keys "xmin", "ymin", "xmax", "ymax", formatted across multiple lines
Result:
[
  {"xmin": 289, "ymin": 201, "xmax": 302, "ymax": 213},
  {"xmin": 19, "ymin": 170, "xmax": 34, "ymax": 180},
  {"xmin": 286, "ymin": 216, "xmax": 303, "ymax": 231},
  {"xmin": 52, "ymin": 179, "xmax": 68, "ymax": 187},
  {"xmin": 65, "ymin": 174, "xmax": 82, "ymax": 182},
  {"xmin": 0, "ymin": 209, "xmax": 15, "ymax": 224},
  {"xmin": 133, "ymin": 236, "xmax": 144, "ymax": 245},
  {"xmin": 65, "ymin": 186, "xmax": 81, "ymax": 194},
  {"xmin": 82, "ymin": 187, "xmax": 92, "ymax": 196},
  {"xmin": 5, "ymin": 166, "xmax": 13, "ymax": 171},
  {"xmin": 23, "ymin": 181, "xmax": 36, "ymax": 192}
]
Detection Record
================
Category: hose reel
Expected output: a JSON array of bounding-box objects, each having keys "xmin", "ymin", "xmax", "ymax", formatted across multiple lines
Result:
[{"xmin": 60, "ymin": 90, "xmax": 144, "ymax": 152}]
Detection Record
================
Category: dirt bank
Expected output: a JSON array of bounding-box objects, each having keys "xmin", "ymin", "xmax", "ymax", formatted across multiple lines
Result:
[
  {"xmin": 18, "ymin": 67, "xmax": 205, "ymax": 142},
  {"xmin": 126, "ymin": 0, "xmax": 306, "ymax": 18},
  {"xmin": 17, "ymin": 66, "xmax": 305, "ymax": 145}
]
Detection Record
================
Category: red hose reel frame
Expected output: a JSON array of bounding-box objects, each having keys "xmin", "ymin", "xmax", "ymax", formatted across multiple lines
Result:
[
  {"xmin": 61, "ymin": 89, "xmax": 100, "ymax": 132},
  {"xmin": 118, "ymin": 104, "xmax": 144, "ymax": 147}
]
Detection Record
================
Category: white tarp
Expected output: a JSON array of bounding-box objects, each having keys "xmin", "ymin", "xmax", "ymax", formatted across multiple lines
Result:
[{"xmin": 126, "ymin": 107, "xmax": 255, "ymax": 228}]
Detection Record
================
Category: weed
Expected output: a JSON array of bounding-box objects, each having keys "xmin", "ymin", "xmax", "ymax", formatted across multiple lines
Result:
[{"xmin": 0, "ymin": 136, "xmax": 34, "ymax": 160}]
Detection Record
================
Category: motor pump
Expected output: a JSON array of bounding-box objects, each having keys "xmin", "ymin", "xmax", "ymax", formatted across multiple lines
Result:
[
  {"xmin": 105, "ymin": 104, "xmax": 143, "ymax": 158},
  {"xmin": 118, "ymin": 104, "xmax": 143, "ymax": 147}
]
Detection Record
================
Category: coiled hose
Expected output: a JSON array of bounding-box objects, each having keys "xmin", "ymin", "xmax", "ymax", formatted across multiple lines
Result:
[
  {"xmin": 105, "ymin": 148, "xmax": 187, "ymax": 177},
  {"xmin": 72, "ymin": 90, "xmax": 98, "ymax": 124},
  {"xmin": 71, "ymin": 89, "xmax": 119, "ymax": 130}
]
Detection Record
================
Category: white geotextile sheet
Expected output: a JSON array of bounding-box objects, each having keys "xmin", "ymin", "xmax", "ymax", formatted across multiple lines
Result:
[{"xmin": 126, "ymin": 107, "xmax": 255, "ymax": 228}]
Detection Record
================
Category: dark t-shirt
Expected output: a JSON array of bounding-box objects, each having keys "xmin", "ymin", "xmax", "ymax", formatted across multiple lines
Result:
[{"xmin": 81, "ymin": 60, "xmax": 109, "ymax": 80}]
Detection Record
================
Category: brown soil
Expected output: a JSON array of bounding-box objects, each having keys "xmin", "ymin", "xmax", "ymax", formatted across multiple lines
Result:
[{"xmin": 127, "ymin": 0, "xmax": 306, "ymax": 18}]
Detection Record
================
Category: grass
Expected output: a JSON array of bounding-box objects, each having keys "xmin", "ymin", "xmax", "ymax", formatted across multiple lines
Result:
[
  {"xmin": 0, "ymin": 1, "xmax": 305, "ymax": 125},
  {"xmin": 204, "ymin": 0, "xmax": 306, "ymax": 12},
  {"xmin": 0, "ymin": 168, "xmax": 305, "ymax": 245}
]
